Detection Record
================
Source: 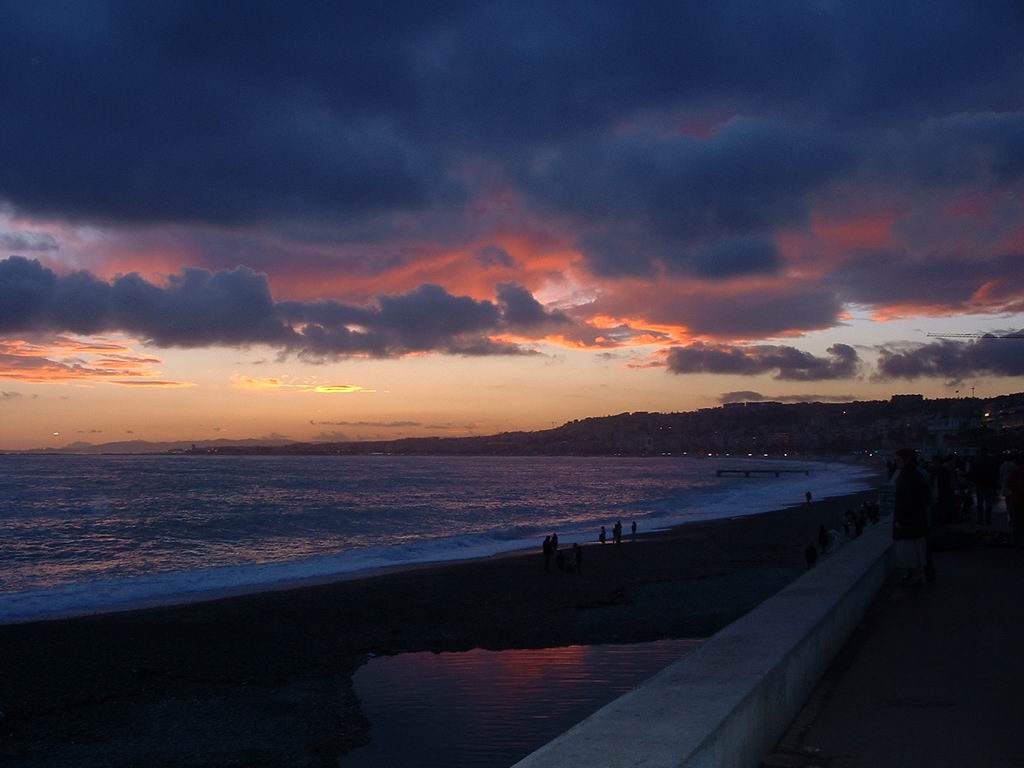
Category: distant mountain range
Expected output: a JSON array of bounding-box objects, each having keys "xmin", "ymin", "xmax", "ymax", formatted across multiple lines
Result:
[{"xmin": 13, "ymin": 437, "xmax": 296, "ymax": 455}]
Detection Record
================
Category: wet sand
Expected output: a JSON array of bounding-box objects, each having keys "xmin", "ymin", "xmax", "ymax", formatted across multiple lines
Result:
[{"xmin": 0, "ymin": 486, "xmax": 881, "ymax": 767}]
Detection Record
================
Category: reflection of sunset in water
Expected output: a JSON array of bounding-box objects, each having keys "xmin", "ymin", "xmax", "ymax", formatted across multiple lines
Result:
[{"xmin": 345, "ymin": 639, "xmax": 701, "ymax": 768}]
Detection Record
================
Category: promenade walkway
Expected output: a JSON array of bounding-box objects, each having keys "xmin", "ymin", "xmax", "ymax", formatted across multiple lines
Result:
[{"xmin": 765, "ymin": 523, "xmax": 1024, "ymax": 768}]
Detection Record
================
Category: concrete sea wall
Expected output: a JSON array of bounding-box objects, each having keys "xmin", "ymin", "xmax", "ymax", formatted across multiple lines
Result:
[{"xmin": 513, "ymin": 521, "xmax": 895, "ymax": 768}]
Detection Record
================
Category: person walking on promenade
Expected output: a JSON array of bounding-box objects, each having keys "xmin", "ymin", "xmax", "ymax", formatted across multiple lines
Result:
[
  {"xmin": 971, "ymin": 448, "xmax": 999, "ymax": 526},
  {"xmin": 893, "ymin": 448, "xmax": 931, "ymax": 585},
  {"xmin": 1006, "ymin": 454, "xmax": 1024, "ymax": 546},
  {"xmin": 999, "ymin": 452, "xmax": 1017, "ymax": 525},
  {"xmin": 804, "ymin": 543, "xmax": 818, "ymax": 569}
]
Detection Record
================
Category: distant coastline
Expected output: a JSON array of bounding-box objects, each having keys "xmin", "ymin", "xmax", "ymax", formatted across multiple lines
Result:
[{"xmin": 6, "ymin": 391, "xmax": 1022, "ymax": 456}]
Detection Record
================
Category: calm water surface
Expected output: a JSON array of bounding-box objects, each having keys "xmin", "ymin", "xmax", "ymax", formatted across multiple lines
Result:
[{"xmin": 344, "ymin": 638, "xmax": 702, "ymax": 768}]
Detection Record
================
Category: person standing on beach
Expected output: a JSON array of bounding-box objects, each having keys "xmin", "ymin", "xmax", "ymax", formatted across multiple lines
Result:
[
  {"xmin": 613, "ymin": 520, "xmax": 622, "ymax": 544},
  {"xmin": 599, "ymin": 525, "xmax": 606, "ymax": 544},
  {"xmin": 551, "ymin": 532, "xmax": 559, "ymax": 552},
  {"xmin": 892, "ymin": 448, "xmax": 931, "ymax": 585},
  {"xmin": 573, "ymin": 542, "xmax": 583, "ymax": 574},
  {"xmin": 806, "ymin": 490, "xmax": 813, "ymax": 504},
  {"xmin": 542, "ymin": 535, "xmax": 552, "ymax": 571},
  {"xmin": 631, "ymin": 520, "xmax": 637, "ymax": 542}
]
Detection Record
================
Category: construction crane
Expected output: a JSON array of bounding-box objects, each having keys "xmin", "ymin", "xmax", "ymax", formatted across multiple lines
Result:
[{"xmin": 926, "ymin": 332, "xmax": 1024, "ymax": 339}]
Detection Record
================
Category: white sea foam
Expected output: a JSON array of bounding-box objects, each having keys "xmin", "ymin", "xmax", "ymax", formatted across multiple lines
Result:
[{"xmin": 0, "ymin": 456, "xmax": 877, "ymax": 624}]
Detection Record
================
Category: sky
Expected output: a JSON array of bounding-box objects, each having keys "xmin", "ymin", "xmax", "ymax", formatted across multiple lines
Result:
[{"xmin": 1, "ymin": 1, "xmax": 1024, "ymax": 449}]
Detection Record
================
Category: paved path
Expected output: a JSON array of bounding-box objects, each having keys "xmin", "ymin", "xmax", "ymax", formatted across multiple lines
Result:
[{"xmin": 766, "ymin": 524, "xmax": 1024, "ymax": 768}]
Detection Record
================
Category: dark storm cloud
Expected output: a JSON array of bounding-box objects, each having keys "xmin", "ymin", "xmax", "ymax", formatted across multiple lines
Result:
[
  {"xmin": 527, "ymin": 119, "xmax": 850, "ymax": 276},
  {"xmin": 667, "ymin": 343, "xmax": 861, "ymax": 381},
  {"xmin": 833, "ymin": 251, "xmax": 1024, "ymax": 310},
  {"xmin": 0, "ymin": 256, "xmax": 562, "ymax": 357},
  {"xmin": 2, "ymin": 1, "xmax": 1024, "ymax": 342},
  {"xmin": 495, "ymin": 283, "xmax": 571, "ymax": 328},
  {"xmin": 875, "ymin": 334, "xmax": 1024, "ymax": 381},
  {"xmin": 1, "ymin": 1, "xmax": 1021, "ymax": 229},
  {"xmin": 594, "ymin": 284, "xmax": 843, "ymax": 338},
  {"xmin": 0, "ymin": 2, "xmax": 461, "ymax": 225}
]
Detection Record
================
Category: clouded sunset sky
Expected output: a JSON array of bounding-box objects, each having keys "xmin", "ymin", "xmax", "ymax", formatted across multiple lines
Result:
[{"xmin": 2, "ymin": 1, "xmax": 1023, "ymax": 449}]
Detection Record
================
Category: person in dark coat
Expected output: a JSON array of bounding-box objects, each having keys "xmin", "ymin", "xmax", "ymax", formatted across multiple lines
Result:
[
  {"xmin": 1007, "ymin": 454, "xmax": 1024, "ymax": 547},
  {"xmin": 817, "ymin": 524, "xmax": 829, "ymax": 554},
  {"xmin": 893, "ymin": 448, "xmax": 931, "ymax": 585},
  {"xmin": 804, "ymin": 543, "xmax": 818, "ymax": 569},
  {"xmin": 970, "ymin": 448, "xmax": 999, "ymax": 527}
]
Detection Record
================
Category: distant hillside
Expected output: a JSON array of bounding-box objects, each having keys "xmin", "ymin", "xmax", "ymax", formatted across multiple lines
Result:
[
  {"xmin": 186, "ymin": 392, "xmax": 1024, "ymax": 458},
  {"xmin": 16, "ymin": 437, "xmax": 296, "ymax": 455}
]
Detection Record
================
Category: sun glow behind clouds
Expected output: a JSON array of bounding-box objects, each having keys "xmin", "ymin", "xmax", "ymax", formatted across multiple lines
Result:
[{"xmin": 230, "ymin": 374, "xmax": 373, "ymax": 394}]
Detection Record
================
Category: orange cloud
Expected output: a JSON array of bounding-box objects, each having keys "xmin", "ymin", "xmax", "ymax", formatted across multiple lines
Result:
[{"xmin": 0, "ymin": 337, "xmax": 193, "ymax": 387}]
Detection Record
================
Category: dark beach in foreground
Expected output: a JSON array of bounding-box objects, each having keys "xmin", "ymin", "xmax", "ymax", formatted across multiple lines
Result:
[{"xmin": 1, "ymin": 484, "xmax": 882, "ymax": 767}]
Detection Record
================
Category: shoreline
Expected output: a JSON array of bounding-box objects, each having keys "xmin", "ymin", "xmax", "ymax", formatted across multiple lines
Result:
[
  {"xmin": 1, "ymin": 457, "xmax": 878, "ymax": 627},
  {"xmin": 1, "ymin": 482, "xmax": 884, "ymax": 767}
]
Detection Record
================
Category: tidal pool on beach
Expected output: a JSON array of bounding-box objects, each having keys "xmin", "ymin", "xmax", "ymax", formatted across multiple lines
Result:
[{"xmin": 342, "ymin": 637, "xmax": 702, "ymax": 768}]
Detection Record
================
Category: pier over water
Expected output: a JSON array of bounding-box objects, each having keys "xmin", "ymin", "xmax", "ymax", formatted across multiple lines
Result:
[{"xmin": 716, "ymin": 467, "xmax": 812, "ymax": 478}]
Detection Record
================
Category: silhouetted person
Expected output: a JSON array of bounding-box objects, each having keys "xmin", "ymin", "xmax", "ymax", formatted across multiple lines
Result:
[
  {"xmin": 971, "ymin": 448, "xmax": 998, "ymax": 526},
  {"xmin": 556, "ymin": 549, "xmax": 566, "ymax": 572},
  {"xmin": 1007, "ymin": 454, "xmax": 1024, "ymax": 546},
  {"xmin": 542, "ymin": 535, "xmax": 552, "ymax": 571},
  {"xmin": 613, "ymin": 520, "xmax": 622, "ymax": 544},
  {"xmin": 867, "ymin": 501, "xmax": 880, "ymax": 525},
  {"xmin": 817, "ymin": 524, "xmax": 829, "ymax": 554},
  {"xmin": 573, "ymin": 542, "xmax": 583, "ymax": 574},
  {"xmin": 805, "ymin": 490, "xmax": 813, "ymax": 504},
  {"xmin": 931, "ymin": 457, "xmax": 955, "ymax": 525},
  {"xmin": 631, "ymin": 520, "xmax": 637, "ymax": 542},
  {"xmin": 599, "ymin": 525, "xmax": 607, "ymax": 544},
  {"xmin": 551, "ymin": 532, "xmax": 559, "ymax": 551},
  {"xmin": 804, "ymin": 543, "xmax": 818, "ymax": 569},
  {"xmin": 999, "ymin": 452, "xmax": 1017, "ymax": 523},
  {"xmin": 893, "ymin": 448, "xmax": 931, "ymax": 585}
]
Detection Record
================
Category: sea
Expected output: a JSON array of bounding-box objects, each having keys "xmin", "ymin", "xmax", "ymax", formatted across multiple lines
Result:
[{"xmin": 0, "ymin": 454, "xmax": 875, "ymax": 624}]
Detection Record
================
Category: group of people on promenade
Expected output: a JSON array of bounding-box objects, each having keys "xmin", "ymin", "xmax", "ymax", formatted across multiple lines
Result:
[
  {"xmin": 886, "ymin": 448, "xmax": 1023, "ymax": 532},
  {"xmin": 541, "ymin": 519, "xmax": 639, "ymax": 572},
  {"xmin": 889, "ymin": 447, "xmax": 1024, "ymax": 585},
  {"xmin": 804, "ymin": 447, "xmax": 1024, "ymax": 583}
]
